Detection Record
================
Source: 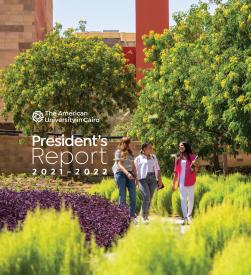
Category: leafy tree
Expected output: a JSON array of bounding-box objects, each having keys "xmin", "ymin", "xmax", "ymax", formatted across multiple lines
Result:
[
  {"xmin": 1, "ymin": 23, "xmax": 137, "ymax": 174},
  {"xmin": 202, "ymin": 0, "xmax": 251, "ymax": 152},
  {"xmin": 1, "ymin": 23, "xmax": 137, "ymax": 137},
  {"xmin": 130, "ymin": 0, "xmax": 251, "ymax": 172},
  {"xmin": 77, "ymin": 20, "xmax": 87, "ymax": 32},
  {"xmin": 110, "ymin": 111, "xmax": 133, "ymax": 136}
]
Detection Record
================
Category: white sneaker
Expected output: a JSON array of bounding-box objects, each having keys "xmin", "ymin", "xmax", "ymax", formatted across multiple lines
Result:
[
  {"xmin": 141, "ymin": 217, "xmax": 149, "ymax": 224},
  {"xmin": 131, "ymin": 215, "xmax": 139, "ymax": 225},
  {"xmin": 181, "ymin": 218, "xmax": 188, "ymax": 226},
  {"xmin": 142, "ymin": 218, "xmax": 149, "ymax": 224},
  {"xmin": 187, "ymin": 216, "xmax": 193, "ymax": 225},
  {"xmin": 132, "ymin": 216, "xmax": 139, "ymax": 225}
]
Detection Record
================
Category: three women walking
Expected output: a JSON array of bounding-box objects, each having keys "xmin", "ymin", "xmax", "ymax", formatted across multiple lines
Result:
[{"xmin": 113, "ymin": 137, "xmax": 198, "ymax": 225}]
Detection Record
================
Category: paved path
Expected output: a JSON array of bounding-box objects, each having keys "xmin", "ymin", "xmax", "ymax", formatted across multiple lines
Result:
[{"xmin": 135, "ymin": 215, "xmax": 191, "ymax": 234}]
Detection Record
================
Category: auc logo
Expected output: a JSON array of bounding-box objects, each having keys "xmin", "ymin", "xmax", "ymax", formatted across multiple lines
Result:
[{"xmin": 32, "ymin": 111, "xmax": 44, "ymax": 123}]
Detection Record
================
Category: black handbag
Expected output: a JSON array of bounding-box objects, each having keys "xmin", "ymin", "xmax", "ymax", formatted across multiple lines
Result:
[
  {"xmin": 151, "ymin": 155, "xmax": 164, "ymax": 190},
  {"xmin": 157, "ymin": 181, "xmax": 164, "ymax": 190}
]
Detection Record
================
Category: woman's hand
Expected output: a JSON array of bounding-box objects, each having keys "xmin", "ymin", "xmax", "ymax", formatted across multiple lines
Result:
[
  {"xmin": 191, "ymin": 159, "xmax": 199, "ymax": 173},
  {"xmin": 127, "ymin": 172, "xmax": 134, "ymax": 180},
  {"xmin": 158, "ymin": 179, "xmax": 164, "ymax": 188},
  {"xmin": 172, "ymin": 184, "xmax": 176, "ymax": 192},
  {"xmin": 172, "ymin": 173, "xmax": 178, "ymax": 192},
  {"xmin": 191, "ymin": 159, "xmax": 198, "ymax": 166}
]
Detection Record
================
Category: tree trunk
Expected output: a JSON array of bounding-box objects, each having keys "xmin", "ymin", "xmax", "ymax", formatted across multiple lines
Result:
[
  {"xmin": 212, "ymin": 145, "xmax": 220, "ymax": 174},
  {"xmin": 222, "ymin": 152, "xmax": 228, "ymax": 177}
]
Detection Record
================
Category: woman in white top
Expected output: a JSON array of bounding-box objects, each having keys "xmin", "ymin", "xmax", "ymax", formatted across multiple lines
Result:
[{"xmin": 134, "ymin": 142, "xmax": 163, "ymax": 223}]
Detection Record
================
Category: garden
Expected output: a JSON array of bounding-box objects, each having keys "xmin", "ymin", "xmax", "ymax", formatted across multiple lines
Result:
[
  {"xmin": 0, "ymin": 0, "xmax": 250, "ymax": 274},
  {"xmin": 0, "ymin": 173, "xmax": 250, "ymax": 274}
]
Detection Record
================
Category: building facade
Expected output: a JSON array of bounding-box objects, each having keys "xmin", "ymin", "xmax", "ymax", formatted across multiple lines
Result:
[
  {"xmin": 0, "ymin": 0, "xmax": 53, "ymax": 126},
  {"xmin": 0, "ymin": 0, "xmax": 53, "ymax": 68},
  {"xmin": 136, "ymin": 0, "xmax": 169, "ymax": 79}
]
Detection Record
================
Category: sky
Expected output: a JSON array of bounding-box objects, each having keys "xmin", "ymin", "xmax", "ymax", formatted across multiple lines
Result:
[{"xmin": 53, "ymin": 0, "xmax": 209, "ymax": 32}]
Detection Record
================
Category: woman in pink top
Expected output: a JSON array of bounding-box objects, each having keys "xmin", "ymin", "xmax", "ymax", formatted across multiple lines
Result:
[{"xmin": 172, "ymin": 141, "xmax": 199, "ymax": 225}]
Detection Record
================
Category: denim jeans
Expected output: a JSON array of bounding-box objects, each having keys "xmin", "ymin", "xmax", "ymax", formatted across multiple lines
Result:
[
  {"xmin": 139, "ymin": 172, "xmax": 157, "ymax": 218},
  {"xmin": 115, "ymin": 171, "xmax": 136, "ymax": 217}
]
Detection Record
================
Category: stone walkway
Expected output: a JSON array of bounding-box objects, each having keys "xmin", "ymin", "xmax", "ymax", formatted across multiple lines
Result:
[{"xmin": 134, "ymin": 215, "xmax": 191, "ymax": 234}]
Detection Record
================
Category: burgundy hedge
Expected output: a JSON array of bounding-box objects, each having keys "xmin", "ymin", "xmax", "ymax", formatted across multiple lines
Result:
[{"xmin": 0, "ymin": 189, "xmax": 130, "ymax": 247}]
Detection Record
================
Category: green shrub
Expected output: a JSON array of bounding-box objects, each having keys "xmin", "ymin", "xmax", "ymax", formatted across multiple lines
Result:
[
  {"xmin": 176, "ymin": 204, "xmax": 251, "ymax": 275},
  {"xmin": 156, "ymin": 184, "xmax": 173, "ymax": 215},
  {"xmin": 193, "ymin": 182, "xmax": 211, "ymax": 215},
  {"xmin": 93, "ymin": 204, "xmax": 251, "ymax": 275},
  {"xmin": 211, "ymin": 237, "xmax": 251, "ymax": 275},
  {"xmin": 187, "ymin": 204, "xmax": 251, "ymax": 260},
  {"xmin": 110, "ymin": 188, "xmax": 119, "ymax": 203},
  {"xmin": 0, "ymin": 209, "xmax": 90, "ymax": 275},
  {"xmin": 177, "ymin": 204, "xmax": 251, "ymax": 275},
  {"xmin": 199, "ymin": 189, "xmax": 224, "ymax": 213},
  {"xmin": 94, "ymin": 218, "xmax": 184, "ymax": 275},
  {"xmin": 224, "ymin": 173, "xmax": 248, "ymax": 184},
  {"xmin": 90, "ymin": 178, "xmax": 116, "ymax": 200},
  {"xmin": 171, "ymin": 190, "xmax": 182, "ymax": 217},
  {"xmin": 199, "ymin": 180, "xmax": 240, "ymax": 213},
  {"xmin": 90, "ymin": 174, "xmax": 250, "ymax": 217},
  {"xmin": 196, "ymin": 174, "xmax": 218, "ymax": 187},
  {"xmin": 224, "ymin": 184, "xmax": 251, "ymax": 208}
]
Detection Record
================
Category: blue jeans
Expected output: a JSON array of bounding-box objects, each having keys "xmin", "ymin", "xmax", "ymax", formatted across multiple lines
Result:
[
  {"xmin": 139, "ymin": 172, "xmax": 157, "ymax": 218},
  {"xmin": 115, "ymin": 171, "xmax": 136, "ymax": 217}
]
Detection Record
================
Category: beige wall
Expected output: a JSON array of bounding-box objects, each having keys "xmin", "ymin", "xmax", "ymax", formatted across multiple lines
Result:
[
  {"xmin": 0, "ymin": 135, "xmax": 141, "ymax": 175},
  {"xmin": 0, "ymin": 135, "xmax": 251, "ymax": 175},
  {"xmin": 0, "ymin": 0, "xmax": 35, "ymax": 68},
  {"xmin": 218, "ymin": 153, "xmax": 251, "ymax": 168},
  {"xmin": 0, "ymin": 0, "xmax": 53, "ymax": 68}
]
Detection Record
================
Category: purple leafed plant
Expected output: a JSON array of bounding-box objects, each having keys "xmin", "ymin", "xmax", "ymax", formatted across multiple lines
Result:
[{"xmin": 0, "ymin": 189, "xmax": 130, "ymax": 247}]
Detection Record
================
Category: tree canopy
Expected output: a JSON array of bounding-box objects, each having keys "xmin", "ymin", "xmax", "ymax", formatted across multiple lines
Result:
[
  {"xmin": 130, "ymin": 0, "xmax": 251, "ymax": 170},
  {"xmin": 1, "ymin": 24, "xmax": 137, "ymax": 137}
]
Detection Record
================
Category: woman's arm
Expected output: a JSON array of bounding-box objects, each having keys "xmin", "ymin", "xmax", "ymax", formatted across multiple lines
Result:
[
  {"xmin": 191, "ymin": 154, "xmax": 198, "ymax": 164},
  {"xmin": 172, "ymin": 172, "xmax": 178, "ymax": 191},
  {"xmin": 172, "ymin": 158, "xmax": 178, "ymax": 191},
  {"xmin": 153, "ymin": 155, "xmax": 163, "ymax": 187},
  {"xmin": 191, "ymin": 154, "xmax": 199, "ymax": 172},
  {"xmin": 157, "ymin": 170, "xmax": 163, "ymax": 186},
  {"xmin": 117, "ymin": 160, "xmax": 133, "ymax": 179},
  {"xmin": 132, "ymin": 160, "xmax": 137, "ymax": 183},
  {"xmin": 132, "ymin": 160, "xmax": 137, "ymax": 178}
]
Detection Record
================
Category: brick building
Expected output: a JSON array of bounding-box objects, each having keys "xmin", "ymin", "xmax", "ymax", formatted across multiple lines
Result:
[
  {"xmin": 0, "ymin": 0, "xmax": 53, "ymax": 67},
  {"xmin": 77, "ymin": 31, "xmax": 136, "ymax": 66},
  {"xmin": 0, "ymin": 0, "xmax": 53, "ymax": 126}
]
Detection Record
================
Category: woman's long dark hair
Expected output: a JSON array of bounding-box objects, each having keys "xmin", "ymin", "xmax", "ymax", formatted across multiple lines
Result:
[
  {"xmin": 140, "ymin": 142, "xmax": 153, "ymax": 154},
  {"xmin": 177, "ymin": 141, "xmax": 193, "ymax": 162}
]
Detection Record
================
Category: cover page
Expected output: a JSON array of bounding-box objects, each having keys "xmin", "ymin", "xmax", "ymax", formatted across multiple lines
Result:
[{"xmin": 0, "ymin": 0, "xmax": 250, "ymax": 275}]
